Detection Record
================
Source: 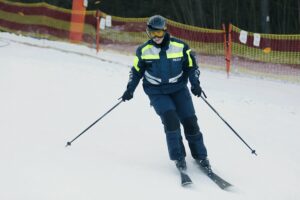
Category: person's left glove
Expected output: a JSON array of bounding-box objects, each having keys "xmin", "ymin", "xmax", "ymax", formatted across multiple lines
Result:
[
  {"xmin": 191, "ymin": 84, "xmax": 202, "ymax": 97},
  {"xmin": 121, "ymin": 89, "xmax": 133, "ymax": 101}
]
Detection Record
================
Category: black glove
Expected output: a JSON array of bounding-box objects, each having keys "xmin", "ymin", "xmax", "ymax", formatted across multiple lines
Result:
[
  {"xmin": 121, "ymin": 89, "xmax": 133, "ymax": 101},
  {"xmin": 191, "ymin": 85, "xmax": 202, "ymax": 97}
]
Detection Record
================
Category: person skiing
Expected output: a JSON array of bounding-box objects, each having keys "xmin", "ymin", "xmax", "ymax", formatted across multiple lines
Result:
[{"xmin": 121, "ymin": 15, "xmax": 210, "ymax": 171}]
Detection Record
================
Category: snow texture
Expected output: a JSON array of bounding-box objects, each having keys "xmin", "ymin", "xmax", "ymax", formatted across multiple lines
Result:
[{"xmin": 0, "ymin": 32, "xmax": 299, "ymax": 200}]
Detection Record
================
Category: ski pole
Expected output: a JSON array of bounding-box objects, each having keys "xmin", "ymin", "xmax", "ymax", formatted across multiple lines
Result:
[
  {"xmin": 65, "ymin": 100, "xmax": 123, "ymax": 147},
  {"xmin": 200, "ymin": 93, "xmax": 257, "ymax": 156}
]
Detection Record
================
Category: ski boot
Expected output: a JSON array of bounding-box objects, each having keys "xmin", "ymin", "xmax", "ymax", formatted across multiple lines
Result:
[
  {"xmin": 197, "ymin": 158, "xmax": 212, "ymax": 173},
  {"xmin": 175, "ymin": 158, "xmax": 187, "ymax": 171}
]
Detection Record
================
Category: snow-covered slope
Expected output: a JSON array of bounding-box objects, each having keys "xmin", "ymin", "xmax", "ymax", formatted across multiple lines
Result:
[{"xmin": 0, "ymin": 32, "xmax": 299, "ymax": 200}]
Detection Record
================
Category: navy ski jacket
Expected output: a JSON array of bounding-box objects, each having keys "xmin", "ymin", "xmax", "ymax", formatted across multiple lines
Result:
[{"xmin": 126, "ymin": 33, "xmax": 200, "ymax": 95}]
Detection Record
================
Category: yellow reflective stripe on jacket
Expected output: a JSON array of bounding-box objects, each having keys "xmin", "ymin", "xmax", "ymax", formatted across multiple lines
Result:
[
  {"xmin": 141, "ymin": 44, "xmax": 160, "ymax": 60},
  {"xmin": 167, "ymin": 52, "xmax": 183, "ymax": 58},
  {"xmin": 186, "ymin": 49, "xmax": 193, "ymax": 67},
  {"xmin": 141, "ymin": 44, "xmax": 153, "ymax": 54},
  {"xmin": 141, "ymin": 55, "xmax": 160, "ymax": 59},
  {"xmin": 166, "ymin": 41, "xmax": 184, "ymax": 59},
  {"xmin": 133, "ymin": 56, "xmax": 140, "ymax": 72},
  {"xmin": 170, "ymin": 41, "xmax": 184, "ymax": 48}
]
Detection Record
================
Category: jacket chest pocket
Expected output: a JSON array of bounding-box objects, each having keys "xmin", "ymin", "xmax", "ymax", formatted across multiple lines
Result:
[
  {"xmin": 144, "ymin": 60, "xmax": 162, "ymax": 78},
  {"xmin": 166, "ymin": 41, "xmax": 184, "ymax": 76},
  {"xmin": 169, "ymin": 57, "xmax": 183, "ymax": 75}
]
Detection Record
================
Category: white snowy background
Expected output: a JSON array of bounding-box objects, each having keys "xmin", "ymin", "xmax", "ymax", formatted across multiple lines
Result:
[{"xmin": 0, "ymin": 32, "xmax": 299, "ymax": 200}]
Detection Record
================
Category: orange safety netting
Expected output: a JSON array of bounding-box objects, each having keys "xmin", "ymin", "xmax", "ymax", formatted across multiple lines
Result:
[
  {"xmin": 230, "ymin": 24, "xmax": 300, "ymax": 82},
  {"xmin": 0, "ymin": 0, "xmax": 299, "ymax": 83}
]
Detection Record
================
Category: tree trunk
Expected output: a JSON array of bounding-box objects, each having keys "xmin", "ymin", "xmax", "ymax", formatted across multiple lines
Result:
[
  {"xmin": 298, "ymin": 0, "xmax": 300, "ymax": 27},
  {"xmin": 260, "ymin": 0, "xmax": 270, "ymax": 33}
]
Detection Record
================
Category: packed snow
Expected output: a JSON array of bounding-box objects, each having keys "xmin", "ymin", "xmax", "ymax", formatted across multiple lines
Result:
[{"xmin": 0, "ymin": 32, "xmax": 299, "ymax": 200}]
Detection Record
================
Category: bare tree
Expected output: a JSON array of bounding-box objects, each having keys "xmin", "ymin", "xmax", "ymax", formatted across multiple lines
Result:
[
  {"xmin": 261, "ymin": 0, "xmax": 270, "ymax": 33},
  {"xmin": 298, "ymin": 0, "xmax": 300, "ymax": 26}
]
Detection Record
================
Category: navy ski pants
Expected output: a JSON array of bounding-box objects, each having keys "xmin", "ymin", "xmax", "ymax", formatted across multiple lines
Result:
[{"xmin": 147, "ymin": 86, "xmax": 208, "ymax": 161}]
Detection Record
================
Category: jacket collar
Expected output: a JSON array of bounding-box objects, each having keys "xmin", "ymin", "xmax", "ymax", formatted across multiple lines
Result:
[{"xmin": 149, "ymin": 32, "xmax": 170, "ymax": 49}]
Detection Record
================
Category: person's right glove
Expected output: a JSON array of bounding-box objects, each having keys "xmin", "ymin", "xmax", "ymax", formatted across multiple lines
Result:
[{"xmin": 191, "ymin": 84, "xmax": 202, "ymax": 97}]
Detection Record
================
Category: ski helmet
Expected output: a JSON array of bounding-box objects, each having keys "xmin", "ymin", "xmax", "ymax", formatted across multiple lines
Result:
[
  {"xmin": 146, "ymin": 15, "xmax": 167, "ymax": 39},
  {"xmin": 147, "ymin": 15, "xmax": 167, "ymax": 31}
]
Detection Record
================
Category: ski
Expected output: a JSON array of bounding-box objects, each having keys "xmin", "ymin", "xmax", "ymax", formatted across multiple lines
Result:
[
  {"xmin": 177, "ymin": 168, "xmax": 193, "ymax": 186},
  {"xmin": 196, "ymin": 162, "xmax": 232, "ymax": 190}
]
